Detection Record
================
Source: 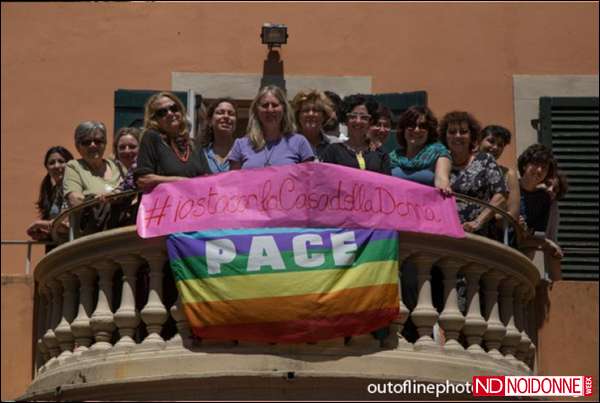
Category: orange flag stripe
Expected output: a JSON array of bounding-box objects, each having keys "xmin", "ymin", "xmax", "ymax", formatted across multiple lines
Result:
[{"xmin": 182, "ymin": 283, "xmax": 398, "ymax": 328}]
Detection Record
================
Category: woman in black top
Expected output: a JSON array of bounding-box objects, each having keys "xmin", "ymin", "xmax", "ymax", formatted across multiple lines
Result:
[
  {"xmin": 321, "ymin": 94, "xmax": 390, "ymax": 175},
  {"xmin": 135, "ymin": 92, "xmax": 210, "ymax": 191}
]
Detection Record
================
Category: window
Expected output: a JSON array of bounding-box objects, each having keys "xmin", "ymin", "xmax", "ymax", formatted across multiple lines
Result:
[{"xmin": 539, "ymin": 97, "xmax": 599, "ymax": 280}]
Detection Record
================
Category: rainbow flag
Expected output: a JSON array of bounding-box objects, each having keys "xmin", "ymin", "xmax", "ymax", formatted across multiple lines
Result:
[{"xmin": 167, "ymin": 228, "xmax": 399, "ymax": 343}]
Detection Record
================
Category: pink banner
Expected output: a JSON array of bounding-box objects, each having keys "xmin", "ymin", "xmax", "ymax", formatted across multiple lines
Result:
[{"xmin": 136, "ymin": 162, "xmax": 465, "ymax": 239}]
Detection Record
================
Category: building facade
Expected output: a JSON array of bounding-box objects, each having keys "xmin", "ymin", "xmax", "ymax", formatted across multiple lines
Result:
[{"xmin": 2, "ymin": 2, "xmax": 598, "ymax": 400}]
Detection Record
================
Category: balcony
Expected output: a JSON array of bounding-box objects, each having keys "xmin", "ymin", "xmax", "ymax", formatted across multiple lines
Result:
[{"xmin": 22, "ymin": 214, "xmax": 540, "ymax": 400}]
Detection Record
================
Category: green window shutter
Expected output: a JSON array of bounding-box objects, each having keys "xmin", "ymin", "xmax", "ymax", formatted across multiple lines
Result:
[
  {"xmin": 114, "ymin": 89, "xmax": 189, "ymax": 136},
  {"xmin": 372, "ymin": 91, "xmax": 427, "ymax": 153},
  {"xmin": 539, "ymin": 96, "xmax": 599, "ymax": 281}
]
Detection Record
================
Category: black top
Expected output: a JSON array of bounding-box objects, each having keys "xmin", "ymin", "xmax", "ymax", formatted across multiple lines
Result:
[
  {"xmin": 134, "ymin": 130, "xmax": 210, "ymax": 179},
  {"xmin": 520, "ymin": 187, "xmax": 552, "ymax": 232},
  {"xmin": 320, "ymin": 143, "xmax": 391, "ymax": 175}
]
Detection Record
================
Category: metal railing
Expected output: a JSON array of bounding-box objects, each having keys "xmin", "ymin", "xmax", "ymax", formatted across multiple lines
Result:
[
  {"xmin": 50, "ymin": 190, "xmax": 140, "ymax": 243},
  {"xmin": 1, "ymin": 240, "xmax": 54, "ymax": 275},
  {"xmin": 47, "ymin": 189, "xmax": 550, "ymax": 256}
]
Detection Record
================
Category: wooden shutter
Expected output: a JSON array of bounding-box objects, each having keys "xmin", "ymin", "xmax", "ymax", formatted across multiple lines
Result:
[
  {"xmin": 113, "ymin": 89, "xmax": 189, "ymax": 135},
  {"xmin": 372, "ymin": 91, "xmax": 427, "ymax": 153},
  {"xmin": 539, "ymin": 97, "xmax": 599, "ymax": 280}
]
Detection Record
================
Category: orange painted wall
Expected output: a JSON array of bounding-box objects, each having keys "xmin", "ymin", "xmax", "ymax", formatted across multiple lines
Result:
[
  {"xmin": 1, "ymin": 277, "xmax": 34, "ymax": 401},
  {"xmin": 1, "ymin": 2, "xmax": 598, "ymax": 400},
  {"xmin": 537, "ymin": 281, "xmax": 599, "ymax": 400}
]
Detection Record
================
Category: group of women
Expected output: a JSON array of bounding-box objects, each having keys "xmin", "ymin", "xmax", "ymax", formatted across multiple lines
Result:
[{"xmin": 28, "ymin": 85, "xmax": 566, "ymax": 263}]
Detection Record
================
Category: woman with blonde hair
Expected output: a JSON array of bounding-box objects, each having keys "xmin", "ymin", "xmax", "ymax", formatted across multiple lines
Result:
[
  {"xmin": 228, "ymin": 85, "xmax": 314, "ymax": 169},
  {"xmin": 134, "ymin": 91, "xmax": 210, "ymax": 191},
  {"xmin": 292, "ymin": 89, "xmax": 340, "ymax": 160}
]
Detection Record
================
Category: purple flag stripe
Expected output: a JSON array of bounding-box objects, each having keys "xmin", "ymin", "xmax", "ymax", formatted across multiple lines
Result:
[{"xmin": 167, "ymin": 228, "xmax": 397, "ymax": 262}]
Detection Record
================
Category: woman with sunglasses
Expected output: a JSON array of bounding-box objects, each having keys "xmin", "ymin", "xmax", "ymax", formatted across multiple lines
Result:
[
  {"xmin": 63, "ymin": 121, "xmax": 124, "ymax": 207},
  {"xmin": 228, "ymin": 85, "xmax": 314, "ymax": 169},
  {"xmin": 135, "ymin": 92, "xmax": 210, "ymax": 191},
  {"xmin": 389, "ymin": 106, "xmax": 452, "ymax": 195},
  {"xmin": 321, "ymin": 94, "xmax": 390, "ymax": 174},
  {"xmin": 27, "ymin": 146, "xmax": 74, "ymax": 249}
]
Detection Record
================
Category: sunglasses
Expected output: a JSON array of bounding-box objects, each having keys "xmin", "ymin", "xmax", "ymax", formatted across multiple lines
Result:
[
  {"xmin": 79, "ymin": 138, "xmax": 106, "ymax": 147},
  {"xmin": 407, "ymin": 124, "xmax": 428, "ymax": 131},
  {"xmin": 154, "ymin": 104, "xmax": 180, "ymax": 119}
]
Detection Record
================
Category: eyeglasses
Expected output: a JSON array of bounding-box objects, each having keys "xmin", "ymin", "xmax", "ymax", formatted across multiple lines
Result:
[
  {"xmin": 447, "ymin": 128, "xmax": 471, "ymax": 135},
  {"xmin": 347, "ymin": 113, "xmax": 371, "ymax": 122},
  {"xmin": 79, "ymin": 138, "xmax": 106, "ymax": 147},
  {"xmin": 154, "ymin": 104, "xmax": 180, "ymax": 119}
]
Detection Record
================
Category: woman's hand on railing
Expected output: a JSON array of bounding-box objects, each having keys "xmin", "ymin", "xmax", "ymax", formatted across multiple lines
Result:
[
  {"xmin": 436, "ymin": 184, "xmax": 453, "ymax": 198},
  {"xmin": 462, "ymin": 219, "xmax": 483, "ymax": 233},
  {"xmin": 96, "ymin": 190, "xmax": 121, "ymax": 204},
  {"xmin": 49, "ymin": 189, "xmax": 141, "ymax": 243},
  {"xmin": 26, "ymin": 220, "xmax": 52, "ymax": 241},
  {"xmin": 454, "ymin": 192, "xmax": 526, "ymax": 247}
]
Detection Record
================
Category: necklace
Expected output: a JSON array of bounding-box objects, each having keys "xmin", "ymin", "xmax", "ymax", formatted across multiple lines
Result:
[
  {"xmin": 263, "ymin": 139, "xmax": 280, "ymax": 167},
  {"xmin": 170, "ymin": 140, "xmax": 190, "ymax": 162}
]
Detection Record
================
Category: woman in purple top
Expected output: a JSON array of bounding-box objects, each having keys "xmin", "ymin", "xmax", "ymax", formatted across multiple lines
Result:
[{"xmin": 228, "ymin": 85, "xmax": 314, "ymax": 169}]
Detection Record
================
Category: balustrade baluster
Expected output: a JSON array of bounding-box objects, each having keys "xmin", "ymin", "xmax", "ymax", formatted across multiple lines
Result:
[
  {"xmin": 482, "ymin": 270, "xmax": 506, "ymax": 359},
  {"xmin": 71, "ymin": 267, "xmax": 96, "ymax": 354},
  {"xmin": 410, "ymin": 254, "xmax": 439, "ymax": 348},
  {"xmin": 526, "ymin": 298, "xmax": 536, "ymax": 368},
  {"xmin": 500, "ymin": 278, "xmax": 521, "ymax": 365},
  {"xmin": 514, "ymin": 285, "xmax": 532, "ymax": 369},
  {"xmin": 461, "ymin": 264, "xmax": 487, "ymax": 353},
  {"xmin": 54, "ymin": 273, "xmax": 78, "ymax": 359},
  {"xmin": 383, "ymin": 251, "xmax": 412, "ymax": 349},
  {"xmin": 140, "ymin": 251, "xmax": 168, "ymax": 347},
  {"xmin": 167, "ymin": 294, "xmax": 193, "ymax": 349},
  {"xmin": 114, "ymin": 255, "xmax": 142, "ymax": 349},
  {"xmin": 36, "ymin": 288, "xmax": 50, "ymax": 365},
  {"xmin": 437, "ymin": 258, "xmax": 466, "ymax": 351},
  {"xmin": 42, "ymin": 279, "xmax": 62, "ymax": 360},
  {"xmin": 90, "ymin": 261, "xmax": 118, "ymax": 350}
]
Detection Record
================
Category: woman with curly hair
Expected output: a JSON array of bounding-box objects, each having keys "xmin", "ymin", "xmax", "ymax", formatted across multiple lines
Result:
[
  {"xmin": 292, "ymin": 89, "xmax": 340, "ymax": 160},
  {"xmin": 518, "ymin": 143, "xmax": 564, "ymax": 278},
  {"xmin": 440, "ymin": 111, "xmax": 507, "ymax": 235},
  {"xmin": 517, "ymin": 144, "xmax": 558, "ymax": 232},
  {"xmin": 321, "ymin": 94, "xmax": 390, "ymax": 174},
  {"xmin": 389, "ymin": 106, "xmax": 452, "ymax": 195}
]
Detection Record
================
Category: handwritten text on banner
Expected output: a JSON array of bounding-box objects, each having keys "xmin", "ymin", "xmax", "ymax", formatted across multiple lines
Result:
[{"xmin": 137, "ymin": 162, "xmax": 465, "ymax": 239}]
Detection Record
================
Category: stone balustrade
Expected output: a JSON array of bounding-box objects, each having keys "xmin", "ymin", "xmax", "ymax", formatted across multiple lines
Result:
[{"xmin": 23, "ymin": 226, "xmax": 540, "ymax": 400}]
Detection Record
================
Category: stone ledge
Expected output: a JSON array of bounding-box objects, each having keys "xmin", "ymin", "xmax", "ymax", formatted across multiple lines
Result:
[{"xmin": 24, "ymin": 345, "xmax": 529, "ymax": 400}]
